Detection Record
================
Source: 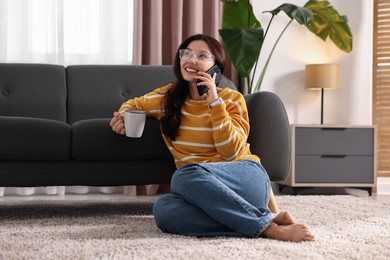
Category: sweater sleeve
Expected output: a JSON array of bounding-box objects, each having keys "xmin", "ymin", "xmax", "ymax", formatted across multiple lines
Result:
[
  {"xmin": 118, "ymin": 84, "xmax": 172, "ymax": 119},
  {"xmin": 209, "ymin": 90, "xmax": 250, "ymax": 161}
]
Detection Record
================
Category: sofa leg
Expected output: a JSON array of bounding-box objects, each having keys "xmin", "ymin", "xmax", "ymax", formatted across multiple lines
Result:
[{"xmin": 268, "ymin": 188, "xmax": 279, "ymax": 213}]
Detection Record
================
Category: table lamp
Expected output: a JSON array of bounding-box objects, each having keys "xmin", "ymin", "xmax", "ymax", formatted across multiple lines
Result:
[{"xmin": 305, "ymin": 64, "xmax": 340, "ymax": 124}]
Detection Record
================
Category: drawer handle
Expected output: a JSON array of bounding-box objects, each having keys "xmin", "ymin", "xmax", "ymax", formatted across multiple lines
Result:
[
  {"xmin": 321, "ymin": 155, "xmax": 347, "ymax": 158},
  {"xmin": 320, "ymin": 128, "xmax": 346, "ymax": 131}
]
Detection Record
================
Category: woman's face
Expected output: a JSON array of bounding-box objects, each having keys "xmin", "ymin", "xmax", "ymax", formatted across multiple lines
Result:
[{"xmin": 179, "ymin": 40, "xmax": 215, "ymax": 83}]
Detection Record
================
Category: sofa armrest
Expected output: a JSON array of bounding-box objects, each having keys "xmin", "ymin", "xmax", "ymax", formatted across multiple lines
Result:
[{"xmin": 245, "ymin": 92, "xmax": 291, "ymax": 182}]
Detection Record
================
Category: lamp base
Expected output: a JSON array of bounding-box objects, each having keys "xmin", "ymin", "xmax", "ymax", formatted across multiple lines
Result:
[{"xmin": 321, "ymin": 88, "xmax": 324, "ymax": 124}]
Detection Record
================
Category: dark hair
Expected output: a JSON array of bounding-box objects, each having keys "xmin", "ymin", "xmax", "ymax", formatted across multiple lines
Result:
[{"xmin": 161, "ymin": 34, "xmax": 226, "ymax": 140}]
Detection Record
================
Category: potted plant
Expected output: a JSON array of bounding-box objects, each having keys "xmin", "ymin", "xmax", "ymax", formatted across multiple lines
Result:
[{"xmin": 219, "ymin": 0, "xmax": 353, "ymax": 93}]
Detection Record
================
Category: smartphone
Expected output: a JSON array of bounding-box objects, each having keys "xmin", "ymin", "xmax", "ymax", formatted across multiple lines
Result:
[{"xmin": 196, "ymin": 64, "xmax": 222, "ymax": 96}]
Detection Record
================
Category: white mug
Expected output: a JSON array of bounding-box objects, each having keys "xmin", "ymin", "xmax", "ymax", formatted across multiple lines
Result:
[{"xmin": 124, "ymin": 110, "xmax": 146, "ymax": 138}]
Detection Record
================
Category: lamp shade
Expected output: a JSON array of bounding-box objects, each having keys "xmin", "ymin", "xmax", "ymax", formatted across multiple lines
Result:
[{"xmin": 305, "ymin": 64, "xmax": 340, "ymax": 90}]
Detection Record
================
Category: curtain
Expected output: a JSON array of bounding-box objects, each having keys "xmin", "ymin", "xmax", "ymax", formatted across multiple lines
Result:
[{"xmin": 0, "ymin": 0, "xmax": 133, "ymax": 65}]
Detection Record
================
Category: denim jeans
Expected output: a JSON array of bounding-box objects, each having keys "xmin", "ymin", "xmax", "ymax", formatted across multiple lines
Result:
[{"xmin": 153, "ymin": 160, "xmax": 273, "ymax": 238}]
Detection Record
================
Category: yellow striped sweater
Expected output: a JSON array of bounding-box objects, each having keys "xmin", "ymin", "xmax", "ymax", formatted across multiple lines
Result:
[{"xmin": 118, "ymin": 83, "xmax": 260, "ymax": 168}]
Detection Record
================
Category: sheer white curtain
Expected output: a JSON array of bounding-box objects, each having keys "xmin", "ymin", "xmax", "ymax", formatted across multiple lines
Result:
[
  {"xmin": 0, "ymin": 0, "xmax": 134, "ymax": 197},
  {"xmin": 0, "ymin": 0, "xmax": 133, "ymax": 65}
]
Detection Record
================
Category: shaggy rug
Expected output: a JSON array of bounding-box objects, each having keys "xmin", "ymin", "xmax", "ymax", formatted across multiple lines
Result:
[{"xmin": 0, "ymin": 195, "xmax": 389, "ymax": 259}]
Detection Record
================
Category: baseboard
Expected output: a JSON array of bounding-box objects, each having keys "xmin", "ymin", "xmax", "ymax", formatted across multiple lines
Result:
[{"xmin": 377, "ymin": 177, "xmax": 390, "ymax": 195}]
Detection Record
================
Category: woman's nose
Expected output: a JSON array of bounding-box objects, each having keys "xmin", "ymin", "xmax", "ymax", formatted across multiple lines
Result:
[{"xmin": 187, "ymin": 55, "xmax": 197, "ymax": 63}]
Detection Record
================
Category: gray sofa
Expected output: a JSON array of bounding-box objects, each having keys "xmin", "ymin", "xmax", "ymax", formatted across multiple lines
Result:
[{"xmin": 0, "ymin": 63, "xmax": 291, "ymax": 189}]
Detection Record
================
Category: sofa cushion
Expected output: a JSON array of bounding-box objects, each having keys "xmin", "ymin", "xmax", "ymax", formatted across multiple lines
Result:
[
  {"xmin": 66, "ymin": 65, "xmax": 176, "ymax": 125},
  {"xmin": 0, "ymin": 63, "xmax": 67, "ymax": 122},
  {"xmin": 72, "ymin": 118, "xmax": 173, "ymax": 160},
  {"xmin": 0, "ymin": 116, "xmax": 71, "ymax": 160}
]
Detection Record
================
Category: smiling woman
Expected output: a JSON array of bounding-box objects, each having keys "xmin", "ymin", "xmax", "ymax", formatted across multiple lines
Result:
[{"xmin": 0, "ymin": 0, "xmax": 134, "ymax": 65}]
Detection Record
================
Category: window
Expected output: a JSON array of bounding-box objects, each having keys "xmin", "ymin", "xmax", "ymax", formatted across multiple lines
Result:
[
  {"xmin": 0, "ymin": 0, "xmax": 134, "ymax": 65},
  {"xmin": 373, "ymin": 0, "xmax": 390, "ymax": 178}
]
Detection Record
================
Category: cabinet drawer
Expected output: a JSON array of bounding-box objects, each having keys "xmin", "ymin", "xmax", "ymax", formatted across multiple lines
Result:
[
  {"xmin": 295, "ymin": 127, "xmax": 374, "ymax": 155},
  {"xmin": 295, "ymin": 155, "xmax": 374, "ymax": 183}
]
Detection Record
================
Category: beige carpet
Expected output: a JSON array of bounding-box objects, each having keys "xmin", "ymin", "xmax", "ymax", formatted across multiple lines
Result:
[{"xmin": 0, "ymin": 195, "xmax": 389, "ymax": 259}]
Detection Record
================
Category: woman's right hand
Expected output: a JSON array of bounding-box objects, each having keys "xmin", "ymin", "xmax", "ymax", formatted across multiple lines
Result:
[{"xmin": 110, "ymin": 111, "xmax": 125, "ymax": 135}]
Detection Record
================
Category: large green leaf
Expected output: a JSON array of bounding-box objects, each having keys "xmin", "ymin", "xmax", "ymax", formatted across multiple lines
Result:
[
  {"xmin": 265, "ymin": 3, "xmax": 313, "ymax": 25},
  {"xmin": 218, "ymin": 0, "xmax": 353, "ymax": 93},
  {"xmin": 219, "ymin": 28, "xmax": 264, "ymax": 77},
  {"xmin": 221, "ymin": 0, "xmax": 261, "ymax": 29},
  {"xmin": 304, "ymin": 0, "xmax": 353, "ymax": 52}
]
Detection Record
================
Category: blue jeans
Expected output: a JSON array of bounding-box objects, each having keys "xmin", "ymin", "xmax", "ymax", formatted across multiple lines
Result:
[{"xmin": 153, "ymin": 160, "xmax": 273, "ymax": 238}]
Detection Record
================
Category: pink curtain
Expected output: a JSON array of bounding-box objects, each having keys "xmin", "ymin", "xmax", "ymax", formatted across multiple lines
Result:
[{"xmin": 128, "ymin": 0, "xmax": 238, "ymax": 196}]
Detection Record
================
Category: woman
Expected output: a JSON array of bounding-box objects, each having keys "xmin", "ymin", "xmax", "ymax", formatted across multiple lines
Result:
[{"xmin": 110, "ymin": 34, "xmax": 314, "ymax": 242}]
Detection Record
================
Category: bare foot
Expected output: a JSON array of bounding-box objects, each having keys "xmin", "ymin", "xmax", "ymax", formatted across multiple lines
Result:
[
  {"xmin": 262, "ymin": 222, "xmax": 315, "ymax": 242},
  {"xmin": 273, "ymin": 211, "xmax": 296, "ymax": 225}
]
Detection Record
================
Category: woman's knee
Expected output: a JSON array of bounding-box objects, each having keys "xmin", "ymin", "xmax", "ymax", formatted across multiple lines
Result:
[
  {"xmin": 153, "ymin": 194, "xmax": 171, "ymax": 222},
  {"xmin": 171, "ymin": 164, "xmax": 205, "ymax": 192},
  {"xmin": 153, "ymin": 196, "xmax": 175, "ymax": 233},
  {"xmin": 153, "ymin": 194, "xmax": 190, "ymax": 234}
]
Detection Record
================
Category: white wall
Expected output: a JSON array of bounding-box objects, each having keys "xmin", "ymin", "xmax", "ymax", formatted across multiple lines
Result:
[{"xmin": 251, "ymin": 0, "xmax": 373, "ymax": 125}]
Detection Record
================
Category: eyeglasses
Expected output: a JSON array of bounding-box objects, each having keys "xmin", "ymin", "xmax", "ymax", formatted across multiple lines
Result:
[{"xmin": 178, "ymin": 49, "xmax": 215, "ymax": 62}]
